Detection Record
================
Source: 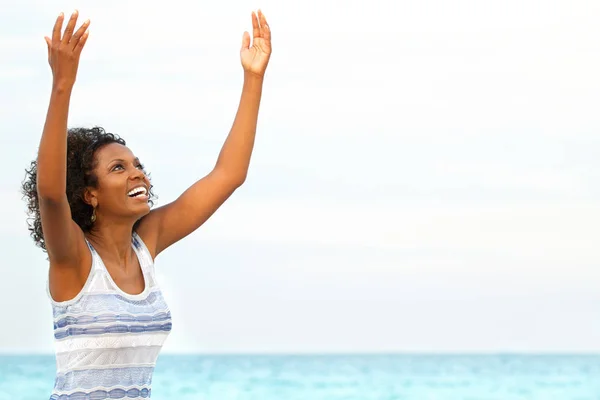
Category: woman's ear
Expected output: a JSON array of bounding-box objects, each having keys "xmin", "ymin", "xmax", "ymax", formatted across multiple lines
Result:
[{"xmin": 83, "ymin": 188, "xmax": 97, "ymax": 208}]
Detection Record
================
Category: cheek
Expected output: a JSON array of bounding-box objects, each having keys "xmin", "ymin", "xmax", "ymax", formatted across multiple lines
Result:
[{"xmin": 98, "ymin": 176, "xmax": 125, "ymax": 198}]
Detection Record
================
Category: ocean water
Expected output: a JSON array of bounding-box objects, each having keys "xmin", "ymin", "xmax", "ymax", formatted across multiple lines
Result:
[{"xmin": 1, "ymin": 354, "xmax": 600, "ymax": 400}]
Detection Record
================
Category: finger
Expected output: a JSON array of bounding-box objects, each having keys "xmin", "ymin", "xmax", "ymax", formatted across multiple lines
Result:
[
  {"xmin": 44, "ymin": 36, "xmax": 52, "ymax": 64},
  {"xmin": 70, "ymin": 19, "xmax": 90, "ymax": 50},
  {"xmin": 241, "ymin": 31, "xmax": 251, "ymax": 51},
  {"xmin": 252, "ymin": 11, "xmax": 260, "ymax": 39},
  {"xmin": 258, "ymin": 10, "xmax": 271, "ymax": 42},
  {"xmin": 52, "ymin": 13, "xmax": 64, "ymax": 44},
  {"xmin": 62, "ymin": 10, "xmax": 79, "ymax": 44},
  {"xmin": 74, "ymin": 30, "xmax": 89, "ymax": 54}
]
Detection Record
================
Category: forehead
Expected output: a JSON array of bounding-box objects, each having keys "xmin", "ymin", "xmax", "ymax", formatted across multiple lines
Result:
[{"xmin": 95, "ymin": 143, "xmax": 136, "ymax": 163}]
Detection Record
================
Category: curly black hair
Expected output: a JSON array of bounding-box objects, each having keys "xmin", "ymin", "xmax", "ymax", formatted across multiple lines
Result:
[{"xmin": 21, "ymin": 126, "xmax": 156, "ymax": 252}]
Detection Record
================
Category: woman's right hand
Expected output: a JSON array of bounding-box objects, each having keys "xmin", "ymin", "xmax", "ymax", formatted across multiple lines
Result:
[{"xmin": 45, "ymin": 10, "xmax": 90, "ymax": 89}]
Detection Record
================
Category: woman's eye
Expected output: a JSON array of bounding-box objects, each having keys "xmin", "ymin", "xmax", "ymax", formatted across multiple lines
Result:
[{"xmin": 111, "ymin": 163, "xmax": 144, "ymax": 172}]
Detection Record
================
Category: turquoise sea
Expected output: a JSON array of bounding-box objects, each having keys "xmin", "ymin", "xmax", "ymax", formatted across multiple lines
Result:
[{"xmin": 1, "ymin": 354, "xmax": 600, "ymax": 399}]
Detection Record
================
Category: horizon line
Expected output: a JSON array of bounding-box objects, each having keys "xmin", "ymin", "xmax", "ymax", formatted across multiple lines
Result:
[{"xmin": 2, "ymin": 351, "xmax": 600, "ymax": 357}]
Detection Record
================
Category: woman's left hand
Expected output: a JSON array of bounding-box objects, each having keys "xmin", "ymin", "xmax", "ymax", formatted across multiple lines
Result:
[{"xmin": 240, "ymin": 10, "xmax": 271, "ymax": 78}]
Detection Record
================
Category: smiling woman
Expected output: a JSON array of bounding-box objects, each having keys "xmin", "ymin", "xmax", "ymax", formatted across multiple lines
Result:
[
  {"xmin": 22, "ymin": 127, "xmax": 157, "ymax": 246},
  {"xmin": 20, "ymin": 8, "xmax": 271, "ymax": 400}
]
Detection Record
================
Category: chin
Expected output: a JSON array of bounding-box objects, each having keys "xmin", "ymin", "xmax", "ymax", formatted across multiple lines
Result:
[
  {"xmin": 132, "ymin": 202, "xmax": 151, "ymax": 218},
  {"xmin": 139, "ymin": 203, "xmax": 151, "ymax": 215}
]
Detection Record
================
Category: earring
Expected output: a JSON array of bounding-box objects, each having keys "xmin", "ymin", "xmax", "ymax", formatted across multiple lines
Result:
[{"xmin": 91, "ymin": 207, "xmax": 96, "ymax": 223}]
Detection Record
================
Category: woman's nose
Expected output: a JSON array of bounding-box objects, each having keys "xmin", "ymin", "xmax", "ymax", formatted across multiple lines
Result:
[{"xmin": 130, "ymin": 167, "xmax": 146, "ymax": 180}]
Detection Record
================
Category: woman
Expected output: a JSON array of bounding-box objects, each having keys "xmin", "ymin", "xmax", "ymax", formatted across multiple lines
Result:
[{"xmin": 21, "ymin": 9, "xmax": 271, "ymax": 400}]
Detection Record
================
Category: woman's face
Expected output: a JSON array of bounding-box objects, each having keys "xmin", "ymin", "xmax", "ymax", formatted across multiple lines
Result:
[{"xmin": 89, "ymin": 142, "xmax": 151, "ymax": 222}]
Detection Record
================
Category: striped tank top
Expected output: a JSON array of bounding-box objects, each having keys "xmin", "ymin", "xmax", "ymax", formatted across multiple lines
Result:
[{"xmin": 47, "ymin": 232, "xmax": 172, "ymax": 400}]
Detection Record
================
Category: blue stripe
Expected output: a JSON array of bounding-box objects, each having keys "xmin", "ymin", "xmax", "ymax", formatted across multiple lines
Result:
[
  {"xmin": 52, "ymin": 291, "xmax": 168, "ymax": 318},
  {"xmin": 54, "ymin": 311, "xmax": 171, "ymax": 330},
  {"xmin": 50, "ymin": 387, "xmax": 150, "ymax": 400},
  {"xmin": 54, "ymin": 366, "xmax": 154, "ymax": 392},
  {"xmin": 132, "ymin": 233, "xmax": 143, "ymax": 250},
  {"xmin": 54, "ymin": 322, "xmax": 172, "ymax": 340}
]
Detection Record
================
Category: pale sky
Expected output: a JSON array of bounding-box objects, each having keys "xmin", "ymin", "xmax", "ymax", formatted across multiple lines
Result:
[{"xmin": 1, "ymin": 0, "xmax": 600, "ymax": 354}]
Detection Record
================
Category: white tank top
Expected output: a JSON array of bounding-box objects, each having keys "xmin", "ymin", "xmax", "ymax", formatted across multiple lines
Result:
[{"xmin": 47, "ymin": 232, "xmax": 172, "ymax": 400}]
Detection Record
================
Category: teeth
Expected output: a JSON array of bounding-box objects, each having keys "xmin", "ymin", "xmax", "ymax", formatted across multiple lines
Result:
[{"xmin": 128, "ymin": 187, "xmax": 147, "ymax": 197}]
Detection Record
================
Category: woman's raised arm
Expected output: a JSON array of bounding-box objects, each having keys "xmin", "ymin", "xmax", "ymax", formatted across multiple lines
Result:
[{"xmin": 36, "ymin": 11, "xmax": 90, "ymax": 265}]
